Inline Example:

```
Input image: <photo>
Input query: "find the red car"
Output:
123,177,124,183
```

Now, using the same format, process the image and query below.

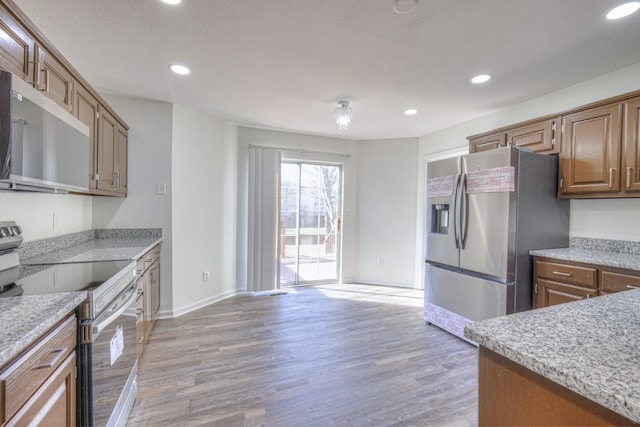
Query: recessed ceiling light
169,64,190,75
471,74,492,84
404,109,418,116
606,1,640,19
160,0,181,5
392,0,419,14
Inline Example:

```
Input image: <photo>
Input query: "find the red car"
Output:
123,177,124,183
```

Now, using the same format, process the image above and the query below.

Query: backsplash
571,237,640,256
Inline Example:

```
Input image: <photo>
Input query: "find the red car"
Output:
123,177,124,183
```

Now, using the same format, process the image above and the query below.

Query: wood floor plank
127,284,478,427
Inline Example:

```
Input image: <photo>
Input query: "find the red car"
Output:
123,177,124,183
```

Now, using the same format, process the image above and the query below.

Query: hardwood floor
127,284,478,427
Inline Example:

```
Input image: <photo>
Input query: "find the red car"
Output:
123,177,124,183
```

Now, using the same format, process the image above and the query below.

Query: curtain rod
248,144,351,158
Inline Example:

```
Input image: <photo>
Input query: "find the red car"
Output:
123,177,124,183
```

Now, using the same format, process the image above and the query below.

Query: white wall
0,192,92,241
419,62,640,243
356,138,418,287
92,95,174,313
171,104,238,315
236,127,358,288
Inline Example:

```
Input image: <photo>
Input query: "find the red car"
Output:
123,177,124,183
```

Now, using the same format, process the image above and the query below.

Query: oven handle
92,282,137,340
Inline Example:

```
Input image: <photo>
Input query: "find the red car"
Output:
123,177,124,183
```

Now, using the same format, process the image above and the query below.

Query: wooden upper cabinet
469,132,506,153
74,83,99,190
623,97,640,193
97,104,117,192
506,116,561,154
559,103,622,196
116,124,128,194
36,45,74,112
0,7,35,82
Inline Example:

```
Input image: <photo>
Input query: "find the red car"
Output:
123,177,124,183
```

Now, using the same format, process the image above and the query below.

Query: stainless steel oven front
78,280,138,427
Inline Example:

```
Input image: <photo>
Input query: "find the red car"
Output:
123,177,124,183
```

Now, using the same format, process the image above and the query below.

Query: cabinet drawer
142,245,161,272
0,314,76,423
535,260,597,288
601,270,640,293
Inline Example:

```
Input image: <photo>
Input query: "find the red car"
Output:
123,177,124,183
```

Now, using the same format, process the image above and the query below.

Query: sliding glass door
280,162,342,285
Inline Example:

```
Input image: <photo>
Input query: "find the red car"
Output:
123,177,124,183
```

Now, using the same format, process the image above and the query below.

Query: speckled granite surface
19,229,162,265
0,292,87,368
530,237,640,271
465,290,640,423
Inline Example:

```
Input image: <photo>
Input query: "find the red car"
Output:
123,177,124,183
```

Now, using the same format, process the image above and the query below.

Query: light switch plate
156,182,167,195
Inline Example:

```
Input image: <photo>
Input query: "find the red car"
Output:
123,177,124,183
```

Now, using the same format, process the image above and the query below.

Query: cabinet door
0,8,36,82
36,46,74,112
151,261,160,319
623,97,640,193
143,270,153,337
116,124,128,194
506,117,560,154
97,105,117,191
7,353,76,427
469,132,506,153
559,103,622,196
535,278,596,308
74,84,99,190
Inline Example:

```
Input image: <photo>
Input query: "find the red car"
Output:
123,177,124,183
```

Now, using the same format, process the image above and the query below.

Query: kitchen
1,0,640,425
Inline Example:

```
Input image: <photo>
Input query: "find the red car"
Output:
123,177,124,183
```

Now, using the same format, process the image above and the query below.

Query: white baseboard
343,277,417,289
157,289,238,319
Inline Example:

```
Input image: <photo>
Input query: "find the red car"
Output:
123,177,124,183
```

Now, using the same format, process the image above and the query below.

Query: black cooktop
0,260,135,298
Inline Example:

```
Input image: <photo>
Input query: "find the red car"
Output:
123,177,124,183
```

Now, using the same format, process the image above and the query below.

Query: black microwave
0,71,89,193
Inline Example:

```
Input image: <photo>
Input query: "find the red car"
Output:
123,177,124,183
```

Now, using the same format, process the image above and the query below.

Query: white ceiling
13,0,640,140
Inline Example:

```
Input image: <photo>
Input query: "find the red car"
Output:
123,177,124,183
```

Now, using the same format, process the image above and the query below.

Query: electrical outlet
378,257,384,266
203,271,210,282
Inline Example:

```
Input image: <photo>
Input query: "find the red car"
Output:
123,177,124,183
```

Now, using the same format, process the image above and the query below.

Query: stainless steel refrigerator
424,147,569,342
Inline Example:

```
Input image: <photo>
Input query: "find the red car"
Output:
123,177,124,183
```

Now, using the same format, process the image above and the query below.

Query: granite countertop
19,229,162,265
465,290,640,423
0,292,87,368
529,237,640,271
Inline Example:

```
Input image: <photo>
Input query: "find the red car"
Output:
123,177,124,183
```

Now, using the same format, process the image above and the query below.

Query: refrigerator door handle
460,173,469,249
452,173,461,249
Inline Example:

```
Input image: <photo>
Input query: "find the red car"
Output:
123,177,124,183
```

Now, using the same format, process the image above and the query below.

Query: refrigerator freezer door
425,156,460,268
460,149,514,281
425,264,510,321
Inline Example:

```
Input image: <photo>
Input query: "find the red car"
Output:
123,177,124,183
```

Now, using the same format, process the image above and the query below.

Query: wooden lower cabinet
535,278,597,307
135,244,161,356
534,256,640,308
478,346,632,425
0,314,77,426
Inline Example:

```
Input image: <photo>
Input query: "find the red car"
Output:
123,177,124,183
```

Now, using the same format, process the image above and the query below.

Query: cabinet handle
609,168,615,188
627,167,633,189
534,283,538,294
34,347,67,370
626,285,640,290
552,271,572,277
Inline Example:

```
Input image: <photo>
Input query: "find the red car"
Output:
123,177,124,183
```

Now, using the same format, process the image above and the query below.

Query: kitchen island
465,290,640,425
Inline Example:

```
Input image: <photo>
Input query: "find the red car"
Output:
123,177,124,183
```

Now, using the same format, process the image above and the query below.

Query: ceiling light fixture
160,0,182,5
392,0,419,14
169,64,190,75
471,74,492,84
606,1,640,19
335,101,353,131
404,109,418,116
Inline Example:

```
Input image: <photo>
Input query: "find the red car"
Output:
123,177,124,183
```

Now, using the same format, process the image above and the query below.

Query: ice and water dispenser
431,204,449,234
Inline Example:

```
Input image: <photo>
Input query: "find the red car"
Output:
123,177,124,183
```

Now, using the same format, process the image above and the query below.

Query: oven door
78,281,138,427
